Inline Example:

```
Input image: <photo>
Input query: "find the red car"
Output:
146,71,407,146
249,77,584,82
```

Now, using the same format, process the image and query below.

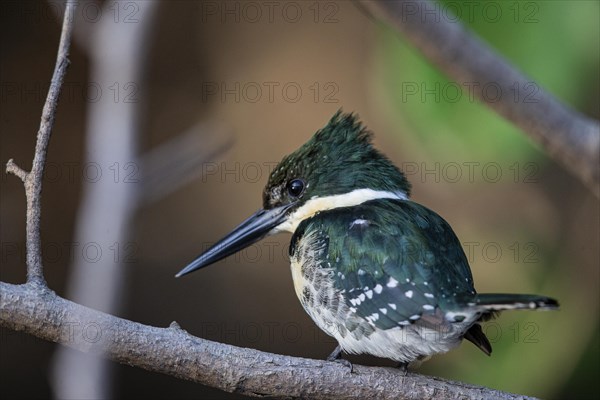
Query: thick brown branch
0,282,535,400
365,0,600,197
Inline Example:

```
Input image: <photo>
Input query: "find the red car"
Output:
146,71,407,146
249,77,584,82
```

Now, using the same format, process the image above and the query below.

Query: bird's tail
461,294,558,356
472,293,559,312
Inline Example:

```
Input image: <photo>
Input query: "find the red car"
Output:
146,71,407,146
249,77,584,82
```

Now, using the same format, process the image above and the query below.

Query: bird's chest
289,226,383,344
290,229,330,299
289,234,347,336
290,253,336,313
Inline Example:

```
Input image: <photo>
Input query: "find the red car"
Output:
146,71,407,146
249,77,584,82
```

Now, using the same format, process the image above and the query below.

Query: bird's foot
330,358,354,372
327,345,353,373
396,362,409,376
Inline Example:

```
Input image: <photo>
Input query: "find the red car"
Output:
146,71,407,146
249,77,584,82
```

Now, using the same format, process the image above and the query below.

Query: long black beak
176,203,294,278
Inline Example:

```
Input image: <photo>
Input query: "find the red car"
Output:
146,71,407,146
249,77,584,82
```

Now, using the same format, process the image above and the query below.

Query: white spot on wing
374,284,383,294
350,218,369,229
387,277,399,288
366,313,380,323
423,305,435,311
404,290,413,299
379,308,387,315
365,290,373,299
388,303,397,310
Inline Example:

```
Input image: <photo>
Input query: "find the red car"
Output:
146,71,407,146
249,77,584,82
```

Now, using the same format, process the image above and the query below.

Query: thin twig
363,0,600,197
5,0,77,285
0,282,536,400
6,159,28,183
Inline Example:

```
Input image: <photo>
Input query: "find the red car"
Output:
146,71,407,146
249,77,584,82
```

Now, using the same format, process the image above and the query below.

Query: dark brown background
1,1,598,399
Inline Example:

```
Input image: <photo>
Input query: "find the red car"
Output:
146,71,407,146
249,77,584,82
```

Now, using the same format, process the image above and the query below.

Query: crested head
263,111,411,232
176,111,412,277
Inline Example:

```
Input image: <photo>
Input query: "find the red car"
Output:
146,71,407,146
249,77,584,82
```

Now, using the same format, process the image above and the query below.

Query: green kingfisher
176,111,558,368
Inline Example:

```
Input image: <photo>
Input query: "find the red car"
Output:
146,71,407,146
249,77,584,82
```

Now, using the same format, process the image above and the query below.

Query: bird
176,111,558,370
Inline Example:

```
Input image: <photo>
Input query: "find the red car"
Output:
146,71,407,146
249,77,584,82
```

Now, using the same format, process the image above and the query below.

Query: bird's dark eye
287,179,305,198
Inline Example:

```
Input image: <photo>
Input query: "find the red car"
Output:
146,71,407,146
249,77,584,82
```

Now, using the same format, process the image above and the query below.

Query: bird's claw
328,357,354,373
326,345,353,373
396,362,409,376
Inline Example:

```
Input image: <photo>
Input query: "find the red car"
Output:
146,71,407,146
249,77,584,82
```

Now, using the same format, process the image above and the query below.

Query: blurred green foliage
378,0,599,167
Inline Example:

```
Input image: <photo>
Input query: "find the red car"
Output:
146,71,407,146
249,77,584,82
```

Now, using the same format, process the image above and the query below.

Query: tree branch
0,282,535,400
6,159,28,183
5,0,76,285
363,0,600,197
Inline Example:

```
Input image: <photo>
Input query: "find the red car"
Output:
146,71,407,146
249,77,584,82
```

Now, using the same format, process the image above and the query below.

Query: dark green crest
263,111,411,209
